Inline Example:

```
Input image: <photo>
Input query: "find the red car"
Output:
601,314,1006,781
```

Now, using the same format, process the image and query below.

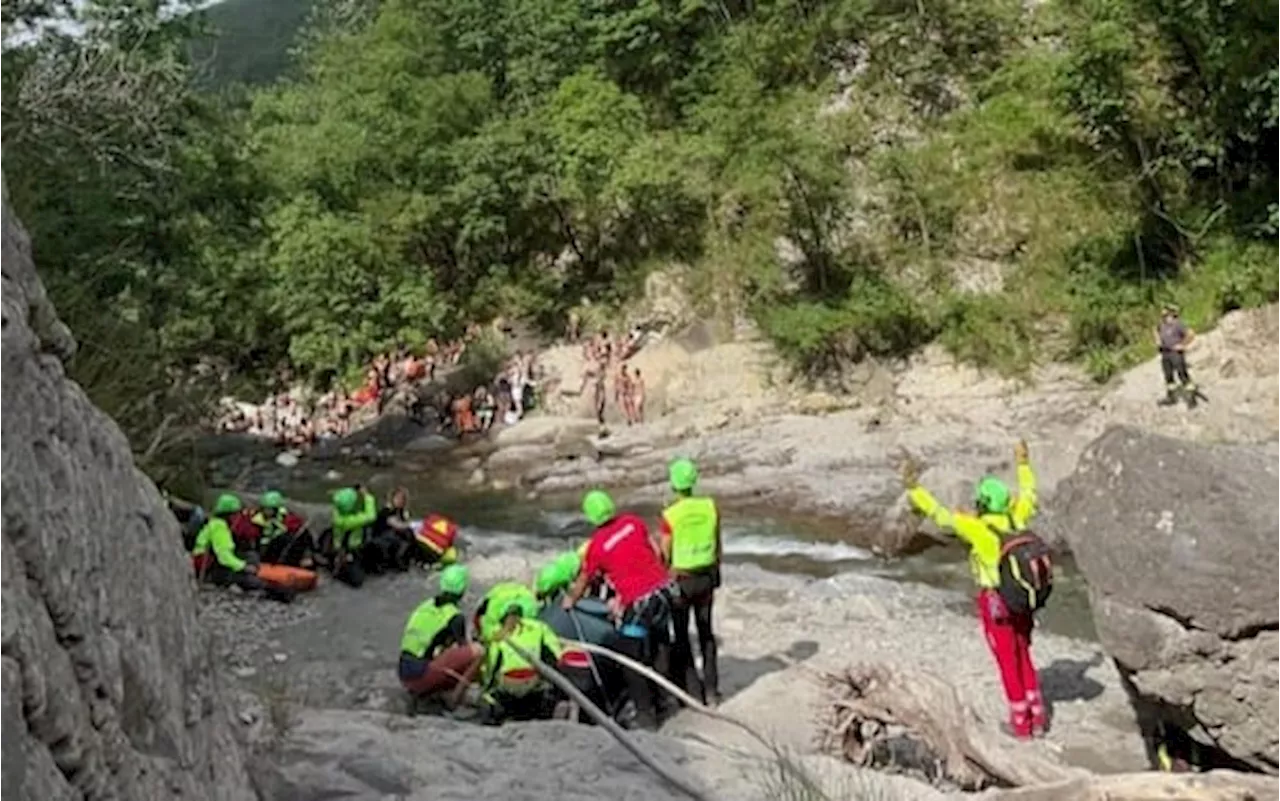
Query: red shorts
400,644,480,696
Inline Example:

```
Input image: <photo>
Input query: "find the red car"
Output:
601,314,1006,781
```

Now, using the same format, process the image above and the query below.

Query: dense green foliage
2,0,1276,459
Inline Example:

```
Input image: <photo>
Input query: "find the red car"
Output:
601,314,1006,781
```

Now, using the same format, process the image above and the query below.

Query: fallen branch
819,663,1077,790
985,769,1279,801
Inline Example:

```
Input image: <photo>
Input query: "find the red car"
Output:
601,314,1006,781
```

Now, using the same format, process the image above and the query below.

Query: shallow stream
268,460,1098,642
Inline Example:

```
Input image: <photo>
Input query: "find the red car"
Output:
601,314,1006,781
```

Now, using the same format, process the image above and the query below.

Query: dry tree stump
818,664,1077,790
817,663,1276,801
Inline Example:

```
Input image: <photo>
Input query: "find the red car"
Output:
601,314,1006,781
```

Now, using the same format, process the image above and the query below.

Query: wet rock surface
1,182,256,801
1052,425,1280,773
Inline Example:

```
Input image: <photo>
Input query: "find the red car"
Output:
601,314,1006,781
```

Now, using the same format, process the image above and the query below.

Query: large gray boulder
1,184,257,800
1051,425,1279,773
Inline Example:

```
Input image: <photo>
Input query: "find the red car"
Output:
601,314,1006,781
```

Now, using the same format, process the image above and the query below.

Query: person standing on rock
901,440,1046,740
659,458,723,707
562,490,675,729
592,367,607,425
399,565,484,711
1155,304,1198,407
632,368,646,423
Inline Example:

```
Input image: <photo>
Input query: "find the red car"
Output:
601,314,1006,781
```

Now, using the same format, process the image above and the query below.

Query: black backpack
997,531,1055,615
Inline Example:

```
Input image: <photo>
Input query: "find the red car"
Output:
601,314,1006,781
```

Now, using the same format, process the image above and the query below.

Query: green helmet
333,487,359,514
669,457,699,492
212,493,242,516
535,551,581,596
535,561,571,596
260,490,285,510
581,489,616,526
481,582,539,639
975,476,1011,514
438,564,469,596
554,550,581,578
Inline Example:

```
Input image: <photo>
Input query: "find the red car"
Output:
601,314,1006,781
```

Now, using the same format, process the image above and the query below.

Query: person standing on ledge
659,458,723,707
1156,303,1198,408
901,440,1048,740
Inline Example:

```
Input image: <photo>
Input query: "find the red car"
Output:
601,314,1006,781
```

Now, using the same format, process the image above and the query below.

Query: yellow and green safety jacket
478,582,539,643
251,508,290,544
907,462,1037,589
482,618,564,697
400,598,463,660
662,495,720,572
191,517,247,572
333,492,378,552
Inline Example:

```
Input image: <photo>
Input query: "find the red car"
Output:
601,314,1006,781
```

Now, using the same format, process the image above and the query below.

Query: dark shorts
674,569,718,606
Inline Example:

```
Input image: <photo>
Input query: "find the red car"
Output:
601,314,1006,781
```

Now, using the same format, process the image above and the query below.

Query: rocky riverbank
461,305,1277,555
212,554,1149,801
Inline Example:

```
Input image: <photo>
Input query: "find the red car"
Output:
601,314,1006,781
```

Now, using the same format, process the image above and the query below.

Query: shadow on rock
720,640,819,700
1039,653,1106,705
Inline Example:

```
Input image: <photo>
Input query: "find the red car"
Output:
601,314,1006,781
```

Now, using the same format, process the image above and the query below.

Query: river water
268,461,1098,641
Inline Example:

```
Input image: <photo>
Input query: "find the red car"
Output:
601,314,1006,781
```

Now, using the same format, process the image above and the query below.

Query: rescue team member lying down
562,490,675,730
398,565,484,710
659,458,723,707
191,494,294,603
902,439,1048,740
231,490,316,567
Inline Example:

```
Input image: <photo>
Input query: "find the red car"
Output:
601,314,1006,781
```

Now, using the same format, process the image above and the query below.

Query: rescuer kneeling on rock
477,602,566,725
398,564,484,711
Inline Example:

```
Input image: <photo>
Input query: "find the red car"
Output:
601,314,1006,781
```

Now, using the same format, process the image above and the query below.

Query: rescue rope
505,641,714,801
566,609,614,713
563,639,775,755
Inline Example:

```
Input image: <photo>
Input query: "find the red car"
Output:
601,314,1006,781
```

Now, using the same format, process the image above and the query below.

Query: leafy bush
937,293,1038,376
761,276,935,378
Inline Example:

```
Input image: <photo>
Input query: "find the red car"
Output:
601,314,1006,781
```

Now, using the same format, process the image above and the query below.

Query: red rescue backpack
997,532,1054,615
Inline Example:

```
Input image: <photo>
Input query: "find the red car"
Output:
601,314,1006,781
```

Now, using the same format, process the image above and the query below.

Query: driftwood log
984,770,1279,801
819,664,1081,790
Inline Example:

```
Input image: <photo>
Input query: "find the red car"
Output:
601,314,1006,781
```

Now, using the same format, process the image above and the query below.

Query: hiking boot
1157,394,1178,406
1000,721,1034,741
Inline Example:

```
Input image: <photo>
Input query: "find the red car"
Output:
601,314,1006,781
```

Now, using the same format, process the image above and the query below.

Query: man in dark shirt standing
1156,304,1197,407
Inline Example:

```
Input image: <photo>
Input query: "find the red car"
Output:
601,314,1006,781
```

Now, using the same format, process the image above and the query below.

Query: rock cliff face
1051,425,1279,773
1,183,258,801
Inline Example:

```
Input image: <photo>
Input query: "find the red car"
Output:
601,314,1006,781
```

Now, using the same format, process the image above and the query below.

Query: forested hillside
3,0,1276,461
